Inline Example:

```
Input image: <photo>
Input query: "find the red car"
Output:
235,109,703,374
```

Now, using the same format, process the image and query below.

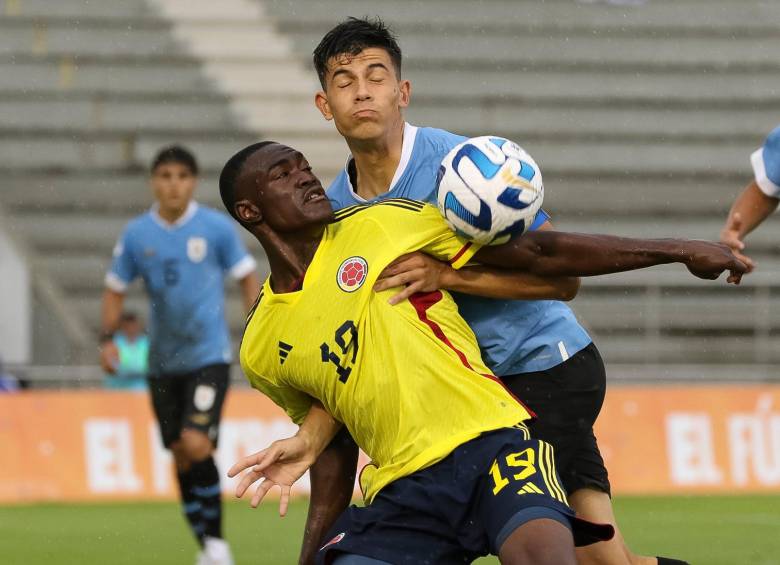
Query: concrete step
0,96,236,131
0,131,347,179
4,0,152,19
591,334,774,365
407,104,776,142
404,67,780,104
281,29,779,68
266,0,780,33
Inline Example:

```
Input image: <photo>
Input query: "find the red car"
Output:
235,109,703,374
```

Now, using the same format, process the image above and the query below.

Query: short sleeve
216,217,257,279
752,126,780,198
249,376,313,426
414,205,482,269
104,227,138,292
528,209,550,231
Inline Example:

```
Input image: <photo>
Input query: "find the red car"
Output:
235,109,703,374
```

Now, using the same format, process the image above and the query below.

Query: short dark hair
313,17,402,89
151,145,199,176
120,311,139,324
219,141,276,223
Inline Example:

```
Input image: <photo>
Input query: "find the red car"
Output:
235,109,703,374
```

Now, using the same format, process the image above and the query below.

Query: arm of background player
99,289,125,373
298,429,359,565
238,272,262,312
719,180,777,272
375,220,580,304
475,231,747,283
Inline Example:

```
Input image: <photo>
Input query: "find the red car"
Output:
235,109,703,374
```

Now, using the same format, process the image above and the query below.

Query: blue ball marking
518,160,536,182
496,186,533,210
452,143,502,181
443,191,493,231
495,217,527,240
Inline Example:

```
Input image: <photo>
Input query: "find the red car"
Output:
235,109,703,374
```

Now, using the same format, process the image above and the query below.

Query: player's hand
683,240,748,285
719,213,756,273
99,340,119,374
374,252,451,305
227,434,316,516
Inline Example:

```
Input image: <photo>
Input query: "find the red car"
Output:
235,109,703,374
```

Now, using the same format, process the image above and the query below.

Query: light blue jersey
327,123,592,375
751,125,780,199
106,202,256,375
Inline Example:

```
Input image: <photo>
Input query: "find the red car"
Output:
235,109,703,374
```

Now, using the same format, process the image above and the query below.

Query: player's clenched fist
681,240,747,284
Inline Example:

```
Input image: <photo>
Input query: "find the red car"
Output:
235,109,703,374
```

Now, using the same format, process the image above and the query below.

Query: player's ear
235,200,263,225
315,91,333,121
398,79,411,109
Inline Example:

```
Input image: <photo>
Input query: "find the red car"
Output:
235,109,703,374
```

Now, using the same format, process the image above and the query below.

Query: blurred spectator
104,311,149,391
0,356,20,392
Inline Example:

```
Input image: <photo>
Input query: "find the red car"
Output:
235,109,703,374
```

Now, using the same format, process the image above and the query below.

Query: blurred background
1,1,779,564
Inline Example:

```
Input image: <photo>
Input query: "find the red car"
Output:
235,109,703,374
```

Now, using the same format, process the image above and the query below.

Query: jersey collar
344,122,419,203
150,201,199,230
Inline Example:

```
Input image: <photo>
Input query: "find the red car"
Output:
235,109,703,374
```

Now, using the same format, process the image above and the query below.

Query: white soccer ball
436,136,544,245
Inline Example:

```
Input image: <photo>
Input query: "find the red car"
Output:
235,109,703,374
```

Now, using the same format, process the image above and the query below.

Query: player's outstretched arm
298,429,358,565
374,252,579,304
228,401,341,516
475,231,747,284
720,180,777,273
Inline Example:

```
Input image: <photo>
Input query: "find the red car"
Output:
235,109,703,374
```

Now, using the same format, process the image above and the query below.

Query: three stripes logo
278,341,293,365
517,482,545,495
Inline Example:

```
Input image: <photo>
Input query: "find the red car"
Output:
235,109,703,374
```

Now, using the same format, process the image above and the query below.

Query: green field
1,495,778,564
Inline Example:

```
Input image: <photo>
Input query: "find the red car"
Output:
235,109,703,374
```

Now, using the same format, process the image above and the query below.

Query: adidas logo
278,341,293,365
517,482,544,495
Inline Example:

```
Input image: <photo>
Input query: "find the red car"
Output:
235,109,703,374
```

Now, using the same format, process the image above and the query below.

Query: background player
720,125,780,271
219,141,743,565
307,17,688,565
100,145,260,565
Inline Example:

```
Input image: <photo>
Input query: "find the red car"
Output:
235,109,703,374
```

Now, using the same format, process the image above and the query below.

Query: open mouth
304,187,326,203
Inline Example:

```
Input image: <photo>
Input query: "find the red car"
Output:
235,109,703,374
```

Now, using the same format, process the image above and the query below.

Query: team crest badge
336,257,368,292
187,237,207,263
193,384,216,411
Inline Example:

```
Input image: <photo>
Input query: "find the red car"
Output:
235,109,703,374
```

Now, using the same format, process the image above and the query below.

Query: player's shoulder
414,125,468,155
763,125,780,153
332,198,431,224
192,203,237,232
121,210,156,238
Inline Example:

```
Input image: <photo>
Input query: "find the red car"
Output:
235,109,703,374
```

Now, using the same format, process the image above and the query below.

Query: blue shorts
316,427,613,564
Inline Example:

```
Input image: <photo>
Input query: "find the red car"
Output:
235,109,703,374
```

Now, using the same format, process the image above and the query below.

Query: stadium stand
1,0,779,381
0,0,345,378
261,0,780,371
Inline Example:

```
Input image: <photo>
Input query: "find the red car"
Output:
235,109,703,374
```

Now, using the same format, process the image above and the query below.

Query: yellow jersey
240,200,533,502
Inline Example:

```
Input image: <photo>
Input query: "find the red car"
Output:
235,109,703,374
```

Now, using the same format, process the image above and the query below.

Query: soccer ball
436,136,544,245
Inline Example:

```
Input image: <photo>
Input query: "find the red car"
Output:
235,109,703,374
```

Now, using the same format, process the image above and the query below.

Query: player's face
150,162,196,215
240,144,333,232
315,47,410,142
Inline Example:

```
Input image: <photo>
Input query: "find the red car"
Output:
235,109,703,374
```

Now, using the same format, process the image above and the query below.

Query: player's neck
258,227,324,293
156,203,189,225
348,121,404,200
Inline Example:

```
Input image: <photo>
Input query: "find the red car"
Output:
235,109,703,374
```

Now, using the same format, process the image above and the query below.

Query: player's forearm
100,289,125,337
239,273,262,312
296,401,342,459
441,266,580,301
476,231,697,277
724,181,779,238
298,429,358,565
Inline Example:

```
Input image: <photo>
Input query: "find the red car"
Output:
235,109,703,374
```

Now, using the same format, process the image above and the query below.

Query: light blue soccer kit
752,125,780,199
106,201,256,375
326,123,593,376
106,200,255,547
